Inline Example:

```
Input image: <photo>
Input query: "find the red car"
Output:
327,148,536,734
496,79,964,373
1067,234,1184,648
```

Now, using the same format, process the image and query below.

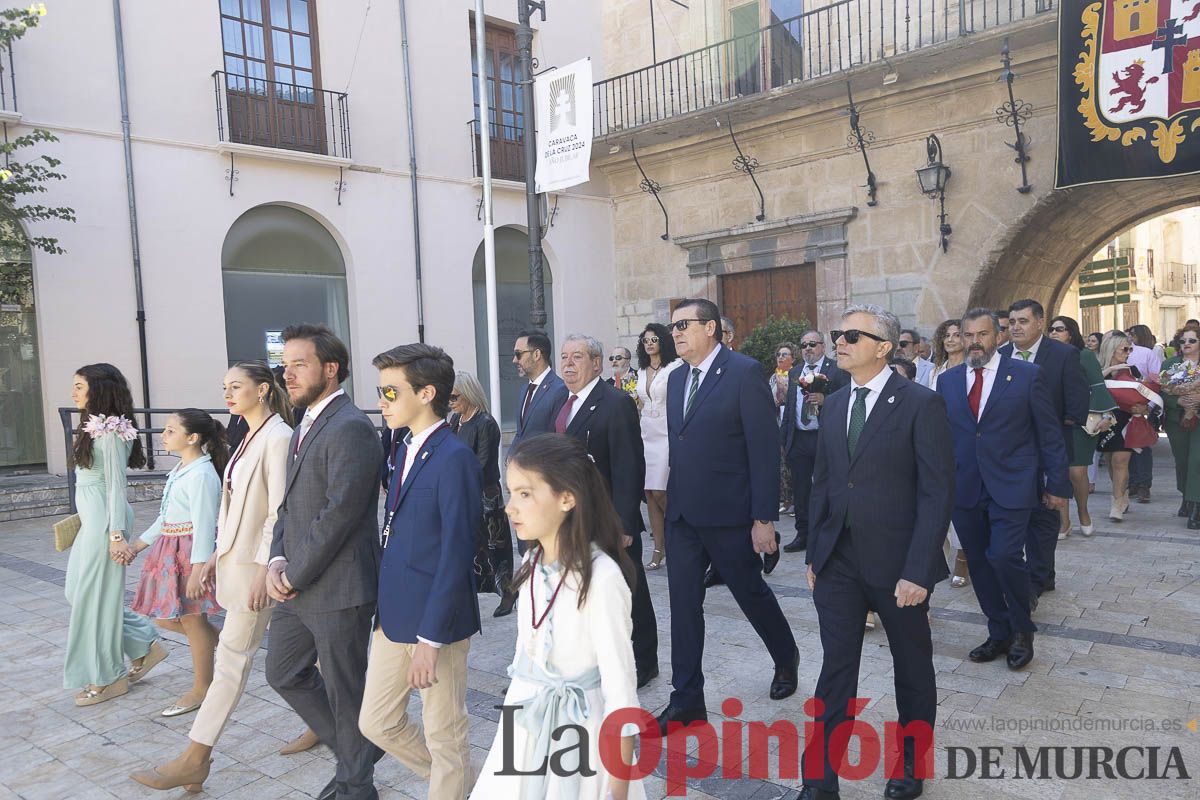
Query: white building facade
3,0,616,474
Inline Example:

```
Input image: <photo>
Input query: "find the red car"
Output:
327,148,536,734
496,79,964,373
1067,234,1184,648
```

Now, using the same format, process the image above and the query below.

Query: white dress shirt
845,364,894,432
563,376,602,428
1012,335,1043,363
795,356,831,432
397,419,449,649
679,343,724,417
966,349,1003,417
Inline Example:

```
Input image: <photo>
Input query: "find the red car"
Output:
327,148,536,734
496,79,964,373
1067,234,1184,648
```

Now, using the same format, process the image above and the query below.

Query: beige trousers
358,630,471,799
189,607,272,746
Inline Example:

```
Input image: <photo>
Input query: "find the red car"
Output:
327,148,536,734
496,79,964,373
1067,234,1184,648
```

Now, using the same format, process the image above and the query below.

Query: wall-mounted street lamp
916,134,952,252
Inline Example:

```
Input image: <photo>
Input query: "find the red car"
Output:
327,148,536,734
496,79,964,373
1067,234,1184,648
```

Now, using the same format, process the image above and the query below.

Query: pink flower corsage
83,414,138,442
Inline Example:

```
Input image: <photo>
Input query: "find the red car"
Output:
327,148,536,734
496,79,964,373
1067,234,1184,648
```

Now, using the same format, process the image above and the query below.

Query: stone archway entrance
968,174,1200,313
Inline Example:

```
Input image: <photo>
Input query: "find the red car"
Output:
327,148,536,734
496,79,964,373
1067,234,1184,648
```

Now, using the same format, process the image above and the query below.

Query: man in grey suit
266,324,383,800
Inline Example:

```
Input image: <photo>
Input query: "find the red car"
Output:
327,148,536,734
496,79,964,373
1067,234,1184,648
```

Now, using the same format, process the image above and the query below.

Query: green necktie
1019,350,1031,361
847,386,870,456
684,367,701,416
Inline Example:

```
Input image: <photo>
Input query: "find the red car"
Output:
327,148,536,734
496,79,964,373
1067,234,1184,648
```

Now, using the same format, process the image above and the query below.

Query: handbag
1124,415,1158,450
53,513,82,552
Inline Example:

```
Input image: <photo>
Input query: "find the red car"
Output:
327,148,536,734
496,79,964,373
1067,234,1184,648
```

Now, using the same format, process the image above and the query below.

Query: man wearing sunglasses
1000,299,1088,601
898,329,934,386
509,329,568,456
605,346,636,388
995,311,1012,346
781,330,849,554
653,298,799,736
801,306,953,800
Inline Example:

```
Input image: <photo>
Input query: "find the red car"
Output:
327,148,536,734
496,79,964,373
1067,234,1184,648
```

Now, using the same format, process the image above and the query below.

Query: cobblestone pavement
2,440,1199,799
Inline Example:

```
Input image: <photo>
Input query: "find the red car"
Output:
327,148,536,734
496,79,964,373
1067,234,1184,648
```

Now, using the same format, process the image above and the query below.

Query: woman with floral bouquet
1159,324,1200,528
771,343,796,514
1098,332,1163,522
63,364,164,706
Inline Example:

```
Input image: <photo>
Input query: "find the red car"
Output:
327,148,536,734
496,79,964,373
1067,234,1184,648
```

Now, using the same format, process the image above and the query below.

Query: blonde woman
131,361,293,792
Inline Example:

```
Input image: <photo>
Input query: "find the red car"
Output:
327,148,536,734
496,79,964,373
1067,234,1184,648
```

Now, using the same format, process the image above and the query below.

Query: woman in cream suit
130,362,293,793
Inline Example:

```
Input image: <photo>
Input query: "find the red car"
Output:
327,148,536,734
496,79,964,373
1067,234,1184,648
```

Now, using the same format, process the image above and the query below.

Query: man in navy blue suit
359,344,482,800
801,305,954,800
654,298,799,736
938,309,1070,672
1001,299,1088,599
509,329,567,556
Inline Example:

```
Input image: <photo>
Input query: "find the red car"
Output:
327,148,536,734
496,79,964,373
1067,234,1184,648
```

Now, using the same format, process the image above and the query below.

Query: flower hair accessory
83,414,139,442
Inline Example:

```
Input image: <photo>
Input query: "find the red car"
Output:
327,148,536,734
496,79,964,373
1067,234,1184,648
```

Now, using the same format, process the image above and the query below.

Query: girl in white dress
472,434,645,800
634,323,682,570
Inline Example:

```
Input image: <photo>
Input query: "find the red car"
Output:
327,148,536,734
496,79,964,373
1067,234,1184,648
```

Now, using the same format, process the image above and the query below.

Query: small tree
740,314,811,377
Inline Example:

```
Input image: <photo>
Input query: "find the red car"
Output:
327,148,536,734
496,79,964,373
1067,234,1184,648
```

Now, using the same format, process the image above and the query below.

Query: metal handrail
592,0,1056,136
58,406,385,513
212,70,351,159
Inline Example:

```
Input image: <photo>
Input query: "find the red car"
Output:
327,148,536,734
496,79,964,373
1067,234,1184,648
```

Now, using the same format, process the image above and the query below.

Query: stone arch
968,174,1200,313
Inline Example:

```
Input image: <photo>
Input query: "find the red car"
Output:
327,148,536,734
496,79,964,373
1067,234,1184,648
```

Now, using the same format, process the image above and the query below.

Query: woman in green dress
1159,325,1200,528
64,364,165,705
1048,317,1116,538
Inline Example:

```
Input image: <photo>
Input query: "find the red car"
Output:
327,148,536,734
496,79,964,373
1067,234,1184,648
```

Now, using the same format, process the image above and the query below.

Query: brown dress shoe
279,728,320,755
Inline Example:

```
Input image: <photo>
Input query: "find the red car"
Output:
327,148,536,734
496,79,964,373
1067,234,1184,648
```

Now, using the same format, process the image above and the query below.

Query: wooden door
720,264,816,339
472,22,525,181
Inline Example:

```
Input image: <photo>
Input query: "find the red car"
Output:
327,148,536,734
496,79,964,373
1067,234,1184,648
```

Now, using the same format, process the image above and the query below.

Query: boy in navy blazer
359,344,481,800
937,309,1069,673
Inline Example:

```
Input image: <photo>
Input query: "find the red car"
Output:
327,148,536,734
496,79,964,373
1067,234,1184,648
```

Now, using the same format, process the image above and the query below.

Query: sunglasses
1181,338,1200,345
776,352,792,359
670,318,710,331
377,385,401,402
512,348,532,358
449,393,461,401
1118,346,1133,352
1049,325,1068,333
641,336,660,344
832,329,887,345
608,356,627,363
897,340,914,347
799,342,821,349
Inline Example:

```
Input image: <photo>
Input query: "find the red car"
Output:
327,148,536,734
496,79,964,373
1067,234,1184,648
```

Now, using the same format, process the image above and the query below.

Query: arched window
221,205,353,392
472,227,554,430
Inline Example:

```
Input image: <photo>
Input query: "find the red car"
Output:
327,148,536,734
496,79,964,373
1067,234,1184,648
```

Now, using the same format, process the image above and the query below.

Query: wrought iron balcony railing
593,0,1056,136
468,118,526,183
213,70,350,159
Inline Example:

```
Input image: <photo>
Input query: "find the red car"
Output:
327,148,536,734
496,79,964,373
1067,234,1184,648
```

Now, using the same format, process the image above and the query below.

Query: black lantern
916,134,952,252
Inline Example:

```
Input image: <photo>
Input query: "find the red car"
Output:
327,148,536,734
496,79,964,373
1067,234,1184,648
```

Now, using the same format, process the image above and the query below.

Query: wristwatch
755,519,772,525
109,532,125,543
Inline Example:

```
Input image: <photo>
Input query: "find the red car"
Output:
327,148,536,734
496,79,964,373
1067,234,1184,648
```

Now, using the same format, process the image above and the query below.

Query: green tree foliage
740,314,811,377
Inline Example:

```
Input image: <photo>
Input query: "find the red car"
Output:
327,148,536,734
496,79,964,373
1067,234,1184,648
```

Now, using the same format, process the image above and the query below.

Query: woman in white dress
922,319,971,588
472,434,645,800
635,323,682,570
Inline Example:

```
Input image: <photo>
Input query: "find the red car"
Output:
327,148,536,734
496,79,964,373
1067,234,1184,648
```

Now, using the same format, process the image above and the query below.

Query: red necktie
520,382,537,425
554,394,578,434
968,367,984,420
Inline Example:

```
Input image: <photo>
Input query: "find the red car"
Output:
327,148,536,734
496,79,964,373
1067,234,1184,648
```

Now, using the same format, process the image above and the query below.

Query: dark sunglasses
449,393,461,401
799,342,821,349
832,329,887,345
376,385,400,402
512,348,532,358
897,340,914,347
1181,338,1200,345
608,356,627,362
641,336,660,344
670,318,710,332
1049,325,1068,333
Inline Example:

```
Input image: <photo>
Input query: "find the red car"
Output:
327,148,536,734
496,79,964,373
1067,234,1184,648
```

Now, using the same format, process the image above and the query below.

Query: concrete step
0,472,170,522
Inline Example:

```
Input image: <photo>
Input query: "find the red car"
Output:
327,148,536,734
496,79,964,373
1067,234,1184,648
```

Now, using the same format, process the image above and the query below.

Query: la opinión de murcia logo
489,697,1193,794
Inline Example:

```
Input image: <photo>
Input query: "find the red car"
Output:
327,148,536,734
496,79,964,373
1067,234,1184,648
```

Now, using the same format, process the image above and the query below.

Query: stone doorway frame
673,207,857,333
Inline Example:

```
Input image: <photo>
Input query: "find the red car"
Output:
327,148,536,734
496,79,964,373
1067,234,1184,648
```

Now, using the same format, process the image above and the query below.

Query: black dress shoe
1030,593,1039,613
797,786,840,800
885,775,923,799
703,568,725,588
1007,631,1034,670
493,592,516,618
763,548,780,575
652,705,708,737
783,535,808,553
317,777,339,800
1188,504,1200,530
967,637,1010,663
1042,581,1056,592
769,646,800,700
636,665,658,689
1179,499,1190,517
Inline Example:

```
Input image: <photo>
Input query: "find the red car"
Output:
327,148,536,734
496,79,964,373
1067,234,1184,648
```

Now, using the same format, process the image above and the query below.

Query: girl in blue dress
129,409,228,717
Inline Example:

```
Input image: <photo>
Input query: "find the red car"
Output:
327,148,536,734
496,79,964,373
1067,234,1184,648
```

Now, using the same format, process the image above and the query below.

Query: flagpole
474,2,502,419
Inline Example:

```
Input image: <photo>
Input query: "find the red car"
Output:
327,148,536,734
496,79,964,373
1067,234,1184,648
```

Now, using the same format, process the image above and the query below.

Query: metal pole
398,0,426,343
517,0,547,328
650,0,657,64
112,0,154,469
475,2,502,419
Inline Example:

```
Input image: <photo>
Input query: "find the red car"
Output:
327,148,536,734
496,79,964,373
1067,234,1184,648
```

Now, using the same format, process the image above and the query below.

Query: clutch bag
53,514,82,552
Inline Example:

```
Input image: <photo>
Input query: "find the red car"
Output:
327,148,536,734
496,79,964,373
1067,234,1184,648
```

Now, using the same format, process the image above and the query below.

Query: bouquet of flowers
797,372,829,421
621,373,641,410
1160,361,1200,430
83,414,138,442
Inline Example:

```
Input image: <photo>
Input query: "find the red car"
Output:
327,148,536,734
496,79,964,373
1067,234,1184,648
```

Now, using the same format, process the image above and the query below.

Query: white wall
15,0,614,473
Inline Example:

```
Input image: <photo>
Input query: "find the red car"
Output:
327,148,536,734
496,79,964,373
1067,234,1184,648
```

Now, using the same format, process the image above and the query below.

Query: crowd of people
55,299,1197,800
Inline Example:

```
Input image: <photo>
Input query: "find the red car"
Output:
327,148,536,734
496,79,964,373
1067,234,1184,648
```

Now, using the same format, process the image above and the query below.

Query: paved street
2,440,1199,799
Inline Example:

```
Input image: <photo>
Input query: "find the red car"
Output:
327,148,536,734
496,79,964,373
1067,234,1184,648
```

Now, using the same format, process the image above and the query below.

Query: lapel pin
716,368,722,375
421,451,429,461
887,395,895,404
1006,375,1012,382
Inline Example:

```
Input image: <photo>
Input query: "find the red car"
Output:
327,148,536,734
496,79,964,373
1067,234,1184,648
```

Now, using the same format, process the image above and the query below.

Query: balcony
212,71,350,159
592,0,1056,137
468,118,526,183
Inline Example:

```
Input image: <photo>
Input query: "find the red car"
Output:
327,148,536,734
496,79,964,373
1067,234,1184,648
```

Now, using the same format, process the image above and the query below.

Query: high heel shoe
128,640,167,684
864,612,877,630
129,758,212,793
1057,523,1071,541
1079,521,1095,537
1109,495,1129,522
75,677,128,706
646,548,665,570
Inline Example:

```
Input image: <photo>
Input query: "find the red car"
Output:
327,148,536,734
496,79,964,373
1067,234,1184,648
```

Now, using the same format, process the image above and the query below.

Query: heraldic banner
1056,0,1200,188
